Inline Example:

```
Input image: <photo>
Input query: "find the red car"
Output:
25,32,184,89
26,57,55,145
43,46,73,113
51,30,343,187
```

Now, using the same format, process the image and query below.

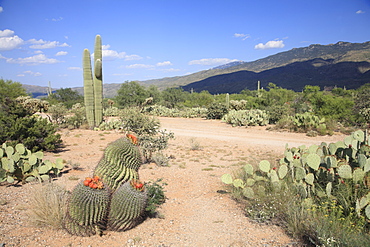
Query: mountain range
23,41,370,98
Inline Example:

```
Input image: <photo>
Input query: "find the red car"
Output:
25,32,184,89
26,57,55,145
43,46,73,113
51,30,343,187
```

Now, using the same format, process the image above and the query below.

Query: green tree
0,79,27,101
115,81,149,108
146,85,162,104
184,90,214,108
161,87,187,108
46,88,83,108
354,83,370,125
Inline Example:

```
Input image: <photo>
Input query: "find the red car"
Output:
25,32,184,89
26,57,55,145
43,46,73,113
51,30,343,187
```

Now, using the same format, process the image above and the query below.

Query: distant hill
181,59,370,94
23,41,370,97
141,41,370,89
22,84,56,98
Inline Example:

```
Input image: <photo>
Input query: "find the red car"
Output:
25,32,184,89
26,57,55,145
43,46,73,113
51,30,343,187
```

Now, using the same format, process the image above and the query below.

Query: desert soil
0,117,346,247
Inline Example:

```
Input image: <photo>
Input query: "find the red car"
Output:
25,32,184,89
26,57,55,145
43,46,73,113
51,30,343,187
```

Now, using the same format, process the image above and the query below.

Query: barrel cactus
93,136,142,191
63,177,110,237
107,179,148,232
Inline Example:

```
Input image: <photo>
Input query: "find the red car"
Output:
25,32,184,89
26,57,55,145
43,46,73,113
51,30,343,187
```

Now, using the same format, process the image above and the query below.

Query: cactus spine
83,35,103,129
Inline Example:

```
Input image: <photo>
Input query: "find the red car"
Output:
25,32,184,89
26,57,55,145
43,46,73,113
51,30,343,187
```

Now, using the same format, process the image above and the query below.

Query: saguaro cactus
83,35,103,128
94,35,103,126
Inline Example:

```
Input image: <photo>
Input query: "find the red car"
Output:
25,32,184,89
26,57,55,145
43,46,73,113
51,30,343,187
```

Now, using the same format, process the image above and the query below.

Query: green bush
139,130,174,163
266,103,293,124
119,107,160,135
144,178,167,217
206,103,228,119
0,98,62,152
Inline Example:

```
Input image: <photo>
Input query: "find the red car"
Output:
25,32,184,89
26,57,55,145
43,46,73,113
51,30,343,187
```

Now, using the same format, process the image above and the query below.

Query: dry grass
28,182,70,229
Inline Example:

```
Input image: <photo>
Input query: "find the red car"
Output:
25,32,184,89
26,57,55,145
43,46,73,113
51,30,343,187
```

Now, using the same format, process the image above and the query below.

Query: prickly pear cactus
63,178,110,237
94,137,142,191
107,179,148,232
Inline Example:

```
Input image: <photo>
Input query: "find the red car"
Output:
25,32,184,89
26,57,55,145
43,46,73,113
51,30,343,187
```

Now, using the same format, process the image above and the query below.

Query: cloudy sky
0,0,369,88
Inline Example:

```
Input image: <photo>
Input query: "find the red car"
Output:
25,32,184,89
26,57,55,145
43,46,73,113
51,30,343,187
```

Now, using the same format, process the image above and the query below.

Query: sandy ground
0,117,346,247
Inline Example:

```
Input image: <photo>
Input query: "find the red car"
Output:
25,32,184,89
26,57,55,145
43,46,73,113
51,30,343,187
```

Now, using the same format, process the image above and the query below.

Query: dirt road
0,117,346,247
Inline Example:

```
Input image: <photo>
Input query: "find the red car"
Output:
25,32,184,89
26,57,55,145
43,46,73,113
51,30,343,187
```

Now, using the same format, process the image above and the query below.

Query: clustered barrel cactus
0,143,64,183
83,35,103,129
63,135,148,236
222,129,370,220
93,137,142,191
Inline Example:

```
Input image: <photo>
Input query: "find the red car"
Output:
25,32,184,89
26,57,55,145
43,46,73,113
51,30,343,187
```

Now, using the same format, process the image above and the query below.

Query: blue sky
0,0,369,89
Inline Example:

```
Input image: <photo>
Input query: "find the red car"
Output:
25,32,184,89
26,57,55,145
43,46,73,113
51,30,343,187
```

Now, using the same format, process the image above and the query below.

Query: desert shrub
229,100,248,110
266,103,293,124
206,103,228,119
139,130,174,163
119,107,160,135
145,178,167,217
222,130,370,246
275,112,334,135
0,98,62,152
47,103,68,125
143,105,181,117
65,103,87,129
151,152,170,166
29,183,69,229
222,109,269,127
16,96,49,113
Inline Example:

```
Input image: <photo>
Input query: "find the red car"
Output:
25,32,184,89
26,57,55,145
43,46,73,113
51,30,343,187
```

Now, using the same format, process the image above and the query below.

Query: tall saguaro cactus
93,35,103,126
83,35,103,129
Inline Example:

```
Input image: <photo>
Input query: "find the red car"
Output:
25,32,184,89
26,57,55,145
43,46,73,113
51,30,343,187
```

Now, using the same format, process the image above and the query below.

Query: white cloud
56,51,68,56
156,61,173,67
126,64,154,69
356,10,365,14
0,7,3,13
18,70,42,77
0,29,24,51
254,40,285,50
28,39,69,49
188,58,239,66
6,54,60,65
0,29,14,37
68,67,82,70
159,68,181,72
101,45,142,61
52,17,63,22
125,54,142,61
234,33,250,40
